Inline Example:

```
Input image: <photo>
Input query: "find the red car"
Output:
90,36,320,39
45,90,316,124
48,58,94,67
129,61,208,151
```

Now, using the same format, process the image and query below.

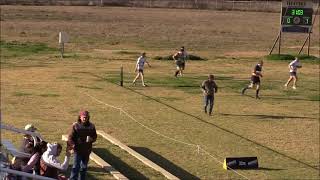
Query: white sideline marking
83,92,249,179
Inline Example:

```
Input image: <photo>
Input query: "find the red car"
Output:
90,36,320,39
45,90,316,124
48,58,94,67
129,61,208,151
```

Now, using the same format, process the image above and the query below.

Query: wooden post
278,31,282,55
269,32,280,55
307,33,311,56
60,43,64,58
298,35,310,55
120,65,123,87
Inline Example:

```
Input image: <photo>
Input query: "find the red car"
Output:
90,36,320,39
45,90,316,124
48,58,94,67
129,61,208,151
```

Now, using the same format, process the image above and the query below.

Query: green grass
13,92,33,96
1,6,319,180
308,94,320,101
265,54,320,62
94,140,165,179
75,85,103,90
57,76,80,80
39,93,60,97
0,40,57,58
114,50,141,55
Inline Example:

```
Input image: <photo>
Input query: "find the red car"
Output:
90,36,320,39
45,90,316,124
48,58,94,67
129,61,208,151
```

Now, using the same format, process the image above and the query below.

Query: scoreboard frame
281,0,313,33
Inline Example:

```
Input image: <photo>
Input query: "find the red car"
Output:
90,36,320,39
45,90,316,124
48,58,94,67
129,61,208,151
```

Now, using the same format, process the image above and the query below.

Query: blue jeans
69,153,89,180
204,95,214,114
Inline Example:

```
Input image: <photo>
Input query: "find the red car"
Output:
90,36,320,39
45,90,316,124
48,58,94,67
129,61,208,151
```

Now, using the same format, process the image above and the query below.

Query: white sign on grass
59,32,69,43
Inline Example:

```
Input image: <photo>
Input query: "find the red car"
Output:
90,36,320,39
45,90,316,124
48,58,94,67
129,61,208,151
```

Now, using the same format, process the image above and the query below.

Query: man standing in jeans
201,74,218,116
68,110,97,180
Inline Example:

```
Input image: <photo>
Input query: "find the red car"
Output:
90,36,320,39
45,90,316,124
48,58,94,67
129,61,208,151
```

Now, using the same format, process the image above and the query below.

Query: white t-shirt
289,59,301,72
136,56,146,70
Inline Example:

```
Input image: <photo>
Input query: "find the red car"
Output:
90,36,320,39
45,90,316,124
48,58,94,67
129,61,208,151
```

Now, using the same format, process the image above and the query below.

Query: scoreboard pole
270,0,315,56
269,32,280,55
298,5,319,56
278,31,281,55
307,34,310,56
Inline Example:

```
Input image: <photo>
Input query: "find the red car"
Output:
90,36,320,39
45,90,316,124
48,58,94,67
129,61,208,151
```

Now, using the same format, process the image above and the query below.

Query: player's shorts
138,69,144,74
250,76,260,84
176,61,183,69
181,62,185,70
290,72,297,77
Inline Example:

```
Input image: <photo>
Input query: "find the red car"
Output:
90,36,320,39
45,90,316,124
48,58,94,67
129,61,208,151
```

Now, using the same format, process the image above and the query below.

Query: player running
241,60,264,99
133,52,151,87
173,46,188,77
284,57,302,90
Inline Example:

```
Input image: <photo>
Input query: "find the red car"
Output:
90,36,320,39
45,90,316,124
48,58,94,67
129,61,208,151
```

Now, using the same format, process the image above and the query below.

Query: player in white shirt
133,52,151,87
284,57,302,89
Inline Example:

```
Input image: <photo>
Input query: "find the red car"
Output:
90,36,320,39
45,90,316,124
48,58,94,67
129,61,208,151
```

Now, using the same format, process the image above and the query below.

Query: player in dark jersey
173,46,188,77
241,61,263,99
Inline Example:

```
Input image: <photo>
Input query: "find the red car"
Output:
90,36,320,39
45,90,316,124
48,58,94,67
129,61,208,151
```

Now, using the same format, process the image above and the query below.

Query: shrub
153,54,206,61
265,54,319,61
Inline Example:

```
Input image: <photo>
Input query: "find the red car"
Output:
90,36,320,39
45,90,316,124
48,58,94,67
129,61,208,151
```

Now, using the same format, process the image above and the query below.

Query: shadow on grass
64,165,106,180
87,166,110,180
130,146,200,180
239,93,319,102
262,95,320,102
93,148,148,179
82,72,319,172
219,113,317,120
257,167,285,171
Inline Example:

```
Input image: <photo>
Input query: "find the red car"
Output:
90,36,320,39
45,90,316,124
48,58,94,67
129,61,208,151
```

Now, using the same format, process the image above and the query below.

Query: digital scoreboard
281,0,313,33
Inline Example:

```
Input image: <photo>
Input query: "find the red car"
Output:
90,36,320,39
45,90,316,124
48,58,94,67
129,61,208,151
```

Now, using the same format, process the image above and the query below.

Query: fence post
120,65,123,86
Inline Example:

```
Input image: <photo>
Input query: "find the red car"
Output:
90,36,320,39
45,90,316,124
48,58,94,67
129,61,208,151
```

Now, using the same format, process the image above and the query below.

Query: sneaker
256,96,261,99
284,84,288,89
204,109,207,114
292,86,297,90
142,84,148,87
132,82,136,86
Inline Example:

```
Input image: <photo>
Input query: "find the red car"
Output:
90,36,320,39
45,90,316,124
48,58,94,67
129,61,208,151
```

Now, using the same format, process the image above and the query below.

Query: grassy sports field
1,5,319,179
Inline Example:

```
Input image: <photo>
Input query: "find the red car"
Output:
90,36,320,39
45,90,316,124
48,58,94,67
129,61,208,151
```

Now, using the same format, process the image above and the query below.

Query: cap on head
209,74,214,79
79,110,89,117
24,124,37,132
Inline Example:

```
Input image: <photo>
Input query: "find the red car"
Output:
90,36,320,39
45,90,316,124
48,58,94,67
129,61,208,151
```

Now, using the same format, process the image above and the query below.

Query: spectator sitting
40,142,70,180
21,141,47,175
20,124,40,154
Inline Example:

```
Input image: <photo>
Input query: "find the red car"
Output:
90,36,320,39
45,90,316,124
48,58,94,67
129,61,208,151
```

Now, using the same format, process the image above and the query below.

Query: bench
97,130,180,180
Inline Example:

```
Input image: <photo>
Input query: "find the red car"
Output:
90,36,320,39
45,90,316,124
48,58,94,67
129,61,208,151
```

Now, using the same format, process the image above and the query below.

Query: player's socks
174,71,179,77
241,87,247,95
256,89,260,99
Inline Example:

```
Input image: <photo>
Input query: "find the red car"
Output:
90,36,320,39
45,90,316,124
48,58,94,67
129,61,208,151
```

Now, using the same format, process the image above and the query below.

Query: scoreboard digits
282,8,313,26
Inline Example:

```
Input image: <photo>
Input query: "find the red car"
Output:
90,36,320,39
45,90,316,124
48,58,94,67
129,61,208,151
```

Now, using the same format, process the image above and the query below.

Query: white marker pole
59,32,69,59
